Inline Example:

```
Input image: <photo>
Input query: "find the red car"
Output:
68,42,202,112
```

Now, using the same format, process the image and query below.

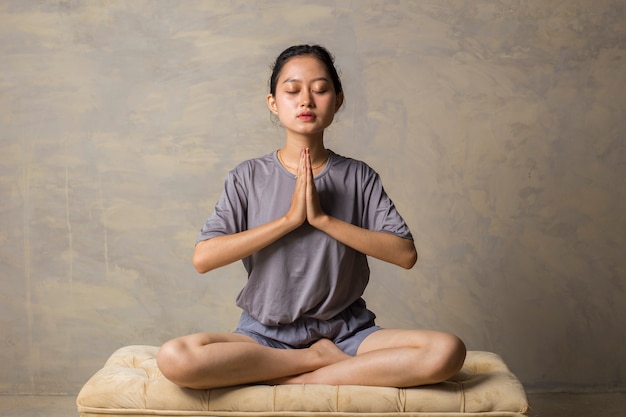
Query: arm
193,215,296,273
194,150,309,274
304,151,417,269
310,215,417,269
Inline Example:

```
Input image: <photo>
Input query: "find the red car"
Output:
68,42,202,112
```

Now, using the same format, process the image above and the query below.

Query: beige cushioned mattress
76,345,529,417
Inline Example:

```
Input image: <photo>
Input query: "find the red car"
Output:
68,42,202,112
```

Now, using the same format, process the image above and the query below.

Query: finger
306,148,313,177
296,151,310,200
300,148,309,178
305,150,318,197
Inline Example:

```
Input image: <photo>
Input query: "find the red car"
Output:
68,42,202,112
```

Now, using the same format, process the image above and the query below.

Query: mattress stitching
458,380,466,413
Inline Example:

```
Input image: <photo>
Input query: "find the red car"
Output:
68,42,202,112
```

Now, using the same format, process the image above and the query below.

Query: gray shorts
234,298,380,356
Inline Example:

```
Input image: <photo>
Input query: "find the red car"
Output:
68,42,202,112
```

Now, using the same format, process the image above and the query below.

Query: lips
297,112,316,121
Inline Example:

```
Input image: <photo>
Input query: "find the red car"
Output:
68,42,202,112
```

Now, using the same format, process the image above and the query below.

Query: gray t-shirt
197,150,413,326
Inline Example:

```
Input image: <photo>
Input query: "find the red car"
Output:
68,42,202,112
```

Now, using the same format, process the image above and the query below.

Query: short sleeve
361,169,413,240
197,170,248,243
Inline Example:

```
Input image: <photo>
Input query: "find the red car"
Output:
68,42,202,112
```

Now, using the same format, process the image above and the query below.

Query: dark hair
269,44,343,97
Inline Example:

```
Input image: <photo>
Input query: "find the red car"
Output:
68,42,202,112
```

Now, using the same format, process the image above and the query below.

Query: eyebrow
282,77,330,84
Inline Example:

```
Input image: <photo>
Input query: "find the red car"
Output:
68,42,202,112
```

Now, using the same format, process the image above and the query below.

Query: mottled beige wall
1,1,624,395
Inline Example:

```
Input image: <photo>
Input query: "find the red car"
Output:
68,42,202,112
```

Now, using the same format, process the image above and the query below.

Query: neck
278,143,329,171
281,132,327,163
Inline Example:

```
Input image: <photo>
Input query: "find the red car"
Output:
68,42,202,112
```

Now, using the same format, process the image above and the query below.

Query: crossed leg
156,332,351,389
157,329,466,389
273,329,466,387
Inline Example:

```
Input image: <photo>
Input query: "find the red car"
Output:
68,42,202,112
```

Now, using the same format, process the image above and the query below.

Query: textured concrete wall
1,1,624,394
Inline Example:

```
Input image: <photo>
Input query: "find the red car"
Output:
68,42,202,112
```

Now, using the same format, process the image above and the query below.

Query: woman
157,45,466,389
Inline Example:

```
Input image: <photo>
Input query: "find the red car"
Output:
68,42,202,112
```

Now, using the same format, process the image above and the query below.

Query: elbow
193,262,209,274
192,243,212,274
193,253,218,274
192,254,209,274
399,245,418,269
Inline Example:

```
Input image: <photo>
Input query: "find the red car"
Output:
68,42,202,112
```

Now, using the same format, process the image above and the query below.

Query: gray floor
1,392,626,417
526,392,626,417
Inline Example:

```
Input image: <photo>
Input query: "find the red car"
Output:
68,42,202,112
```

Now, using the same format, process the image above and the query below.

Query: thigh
157,332,260,378
171,331,259,348
356,328,447,355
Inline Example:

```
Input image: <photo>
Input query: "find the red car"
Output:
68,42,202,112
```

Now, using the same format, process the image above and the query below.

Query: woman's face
267,55,343,138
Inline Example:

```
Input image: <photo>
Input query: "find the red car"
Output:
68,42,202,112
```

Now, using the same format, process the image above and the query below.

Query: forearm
192,216,296,273
313,215,418,269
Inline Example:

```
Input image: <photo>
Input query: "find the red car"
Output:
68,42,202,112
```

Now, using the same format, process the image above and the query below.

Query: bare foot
309,338,351,367
263,339,351,385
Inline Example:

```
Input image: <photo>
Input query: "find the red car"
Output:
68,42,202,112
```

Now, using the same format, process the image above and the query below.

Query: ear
335,92,344,112
267,94,278,114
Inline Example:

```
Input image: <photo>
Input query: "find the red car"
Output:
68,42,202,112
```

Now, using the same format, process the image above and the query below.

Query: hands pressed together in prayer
285,148,327,230
193,147,417,274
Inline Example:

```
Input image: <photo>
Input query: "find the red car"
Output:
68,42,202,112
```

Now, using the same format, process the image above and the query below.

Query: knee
431,333,466,382
157,339,191,385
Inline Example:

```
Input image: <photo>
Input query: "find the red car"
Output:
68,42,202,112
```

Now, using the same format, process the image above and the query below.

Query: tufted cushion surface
76,345,528,417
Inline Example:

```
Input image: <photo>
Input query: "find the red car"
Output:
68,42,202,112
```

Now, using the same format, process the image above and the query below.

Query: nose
300,90,313,107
